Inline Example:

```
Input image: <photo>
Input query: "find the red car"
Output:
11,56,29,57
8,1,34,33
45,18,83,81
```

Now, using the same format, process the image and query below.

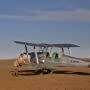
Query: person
46,52,50,58
55,53,58,59
14,53,26,70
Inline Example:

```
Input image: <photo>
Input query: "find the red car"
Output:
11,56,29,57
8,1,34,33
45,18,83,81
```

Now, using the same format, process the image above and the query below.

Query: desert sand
0,60,90,90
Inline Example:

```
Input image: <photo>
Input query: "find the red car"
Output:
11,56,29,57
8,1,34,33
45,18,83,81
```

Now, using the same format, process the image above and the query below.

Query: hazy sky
0,0,90,59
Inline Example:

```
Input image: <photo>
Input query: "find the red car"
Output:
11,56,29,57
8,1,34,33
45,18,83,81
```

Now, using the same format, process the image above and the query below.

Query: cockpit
24,51,61,62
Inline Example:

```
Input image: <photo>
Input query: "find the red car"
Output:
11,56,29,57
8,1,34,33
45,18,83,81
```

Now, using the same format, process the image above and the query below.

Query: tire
88,64,90,68
41,69,51,74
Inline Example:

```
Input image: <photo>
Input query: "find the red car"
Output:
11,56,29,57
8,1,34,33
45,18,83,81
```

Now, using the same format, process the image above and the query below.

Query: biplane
13,41,90,75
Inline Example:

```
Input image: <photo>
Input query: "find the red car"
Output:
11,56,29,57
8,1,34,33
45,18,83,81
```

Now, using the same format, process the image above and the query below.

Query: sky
0,0,90,59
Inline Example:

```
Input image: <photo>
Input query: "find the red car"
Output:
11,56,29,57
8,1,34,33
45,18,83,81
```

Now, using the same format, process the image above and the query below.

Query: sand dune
0,60,90,90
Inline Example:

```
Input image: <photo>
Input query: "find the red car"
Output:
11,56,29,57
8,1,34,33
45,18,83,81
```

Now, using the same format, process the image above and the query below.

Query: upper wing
14,41,80,48
50,44,80,48
14,41,50,47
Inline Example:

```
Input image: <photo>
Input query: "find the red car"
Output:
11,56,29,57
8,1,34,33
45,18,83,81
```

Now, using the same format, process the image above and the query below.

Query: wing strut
68,48,71,56
25,44,30,63
61,48,64,55
33,46,39,64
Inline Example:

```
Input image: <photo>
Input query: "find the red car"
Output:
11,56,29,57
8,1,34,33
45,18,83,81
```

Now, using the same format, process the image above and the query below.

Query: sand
0,60,90,90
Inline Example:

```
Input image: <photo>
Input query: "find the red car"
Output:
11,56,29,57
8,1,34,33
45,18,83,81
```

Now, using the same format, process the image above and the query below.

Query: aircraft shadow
10,70,90,76
52,70,90,76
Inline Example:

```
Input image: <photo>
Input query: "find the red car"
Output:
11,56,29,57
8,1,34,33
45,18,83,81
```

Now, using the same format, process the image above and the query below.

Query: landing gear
41,69,51,74
88,64,90,68
11,70,18,76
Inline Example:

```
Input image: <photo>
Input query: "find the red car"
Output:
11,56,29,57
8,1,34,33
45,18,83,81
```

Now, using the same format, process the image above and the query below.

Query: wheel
11,71,18,76
34,70,42,74
41,69,51,74
88,64,90,68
